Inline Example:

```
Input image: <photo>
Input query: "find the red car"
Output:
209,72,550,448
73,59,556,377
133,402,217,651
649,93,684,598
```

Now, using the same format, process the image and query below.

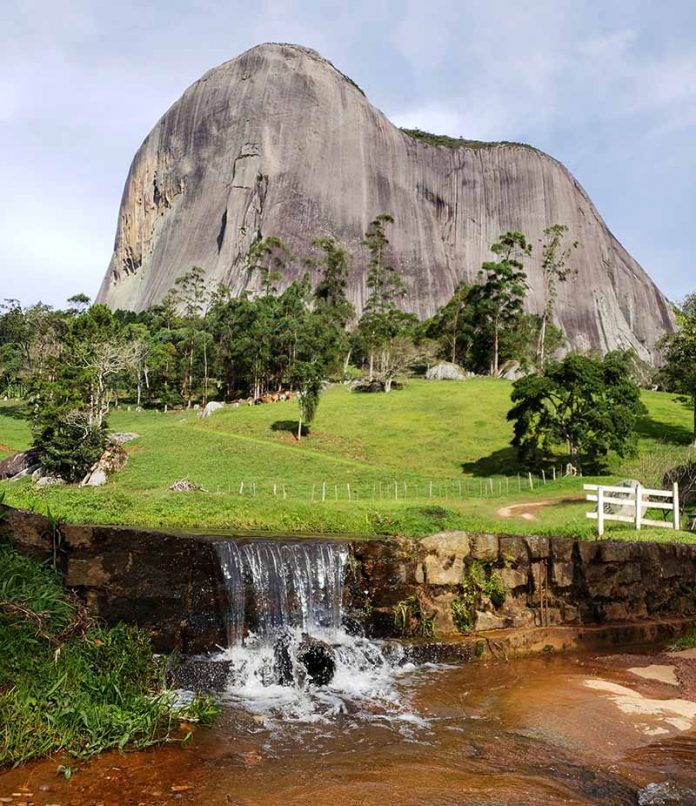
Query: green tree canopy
508,351,646,473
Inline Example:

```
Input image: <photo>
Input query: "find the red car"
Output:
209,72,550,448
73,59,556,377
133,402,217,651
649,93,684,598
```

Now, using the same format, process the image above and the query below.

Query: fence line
584,483,680,536
198,468,575,503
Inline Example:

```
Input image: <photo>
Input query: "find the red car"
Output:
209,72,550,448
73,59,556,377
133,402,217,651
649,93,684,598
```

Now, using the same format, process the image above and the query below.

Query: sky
1,0,694,308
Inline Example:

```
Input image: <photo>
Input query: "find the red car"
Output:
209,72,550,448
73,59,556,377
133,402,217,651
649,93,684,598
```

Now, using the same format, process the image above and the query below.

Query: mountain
97,42,673,361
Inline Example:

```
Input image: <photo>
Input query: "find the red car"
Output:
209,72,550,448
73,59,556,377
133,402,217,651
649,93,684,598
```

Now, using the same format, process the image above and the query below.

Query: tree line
2,212,693,480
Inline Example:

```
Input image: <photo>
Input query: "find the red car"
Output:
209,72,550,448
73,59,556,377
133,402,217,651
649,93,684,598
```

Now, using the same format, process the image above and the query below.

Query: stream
3,538,696,804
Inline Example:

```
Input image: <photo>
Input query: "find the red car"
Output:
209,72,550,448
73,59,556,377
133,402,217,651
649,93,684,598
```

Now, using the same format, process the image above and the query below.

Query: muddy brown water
3,652,696,806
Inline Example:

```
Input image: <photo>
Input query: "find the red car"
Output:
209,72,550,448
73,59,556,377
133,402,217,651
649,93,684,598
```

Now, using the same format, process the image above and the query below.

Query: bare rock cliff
97,43,673,360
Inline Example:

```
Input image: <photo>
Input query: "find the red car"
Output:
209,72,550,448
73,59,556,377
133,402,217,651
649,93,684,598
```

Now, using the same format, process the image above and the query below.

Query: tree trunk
384,376,393,393
692,396,696,447
368,350,374,382
492,325,499,376
537,313,547,366
203,340,209,406
297,413,303,440
343,348,352,377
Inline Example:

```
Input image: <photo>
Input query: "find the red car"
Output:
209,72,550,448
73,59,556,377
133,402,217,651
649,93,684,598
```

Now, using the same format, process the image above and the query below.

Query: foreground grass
0,543,217,767
1,380,694,540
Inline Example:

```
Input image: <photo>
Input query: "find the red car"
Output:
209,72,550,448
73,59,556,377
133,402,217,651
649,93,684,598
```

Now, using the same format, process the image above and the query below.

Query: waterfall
209,539,413,721
215,540,348,646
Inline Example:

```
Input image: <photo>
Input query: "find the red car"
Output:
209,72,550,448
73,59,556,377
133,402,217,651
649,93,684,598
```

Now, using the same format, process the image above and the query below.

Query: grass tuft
0,543,218,768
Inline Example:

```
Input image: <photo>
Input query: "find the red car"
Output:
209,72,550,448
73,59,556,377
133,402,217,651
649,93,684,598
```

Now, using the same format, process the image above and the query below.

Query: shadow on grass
271,420,309,438
0,402,29,421
460,447,526,476
636,411,693,445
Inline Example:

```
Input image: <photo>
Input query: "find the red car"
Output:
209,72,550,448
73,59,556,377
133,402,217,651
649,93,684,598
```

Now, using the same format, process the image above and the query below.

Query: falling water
215,540,347,646
210,539,419,724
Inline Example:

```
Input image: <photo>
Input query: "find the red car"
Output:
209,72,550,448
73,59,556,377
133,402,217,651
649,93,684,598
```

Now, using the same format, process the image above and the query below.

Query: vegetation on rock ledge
0,542,217,767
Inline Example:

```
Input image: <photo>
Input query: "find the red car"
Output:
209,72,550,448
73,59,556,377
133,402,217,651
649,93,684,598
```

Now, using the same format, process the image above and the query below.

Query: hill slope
2,381,694,539
97,43,672,362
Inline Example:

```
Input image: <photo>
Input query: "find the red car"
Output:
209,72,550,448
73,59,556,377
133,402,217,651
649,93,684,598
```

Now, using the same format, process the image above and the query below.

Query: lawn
1,380,694,540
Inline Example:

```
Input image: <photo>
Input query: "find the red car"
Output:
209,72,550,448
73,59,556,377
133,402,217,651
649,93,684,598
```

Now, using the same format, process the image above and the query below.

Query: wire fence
202,467,577,502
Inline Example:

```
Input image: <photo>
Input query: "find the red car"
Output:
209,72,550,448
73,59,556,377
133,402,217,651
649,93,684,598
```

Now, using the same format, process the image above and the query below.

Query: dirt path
497,496,585,521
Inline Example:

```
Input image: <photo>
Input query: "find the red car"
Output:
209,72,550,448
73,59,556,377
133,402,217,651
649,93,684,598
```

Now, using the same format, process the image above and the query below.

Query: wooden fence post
528,472,534,491
673,482,680,531
597,486,604,537
347,483,352,502
634,483,642,531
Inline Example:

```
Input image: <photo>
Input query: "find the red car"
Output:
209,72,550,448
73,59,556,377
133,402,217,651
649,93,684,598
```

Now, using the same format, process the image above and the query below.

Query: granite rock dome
97,43,673,360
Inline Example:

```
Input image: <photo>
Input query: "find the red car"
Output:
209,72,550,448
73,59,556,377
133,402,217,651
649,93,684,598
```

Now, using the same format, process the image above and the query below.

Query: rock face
97,43,672,361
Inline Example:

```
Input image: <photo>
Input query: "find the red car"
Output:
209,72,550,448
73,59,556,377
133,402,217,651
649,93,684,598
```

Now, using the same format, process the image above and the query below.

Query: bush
33,410,107,482
0,543,217,767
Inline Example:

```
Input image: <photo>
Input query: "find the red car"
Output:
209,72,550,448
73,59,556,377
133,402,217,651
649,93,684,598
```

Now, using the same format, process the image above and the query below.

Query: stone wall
2,506,695,652
348,532,696,640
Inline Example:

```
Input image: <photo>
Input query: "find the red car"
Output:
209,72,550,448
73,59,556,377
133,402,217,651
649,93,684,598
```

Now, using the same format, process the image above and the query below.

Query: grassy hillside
1,380,694,539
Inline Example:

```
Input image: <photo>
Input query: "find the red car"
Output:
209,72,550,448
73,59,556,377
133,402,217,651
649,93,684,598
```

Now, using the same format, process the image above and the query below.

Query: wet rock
273,631,295,686
475,610,507,631
0,448,41,480
169,657,233,692
297,634,336,686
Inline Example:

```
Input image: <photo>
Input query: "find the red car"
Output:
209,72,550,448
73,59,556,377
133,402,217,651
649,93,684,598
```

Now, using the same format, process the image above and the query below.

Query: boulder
425,362,469,381
81,444,128,487
169,478,203,492
297,634,336,686
35,475,66,488
603,479,647,519
499,361,525,381
0,448,41,480
197,401,225,418
109,432,140,445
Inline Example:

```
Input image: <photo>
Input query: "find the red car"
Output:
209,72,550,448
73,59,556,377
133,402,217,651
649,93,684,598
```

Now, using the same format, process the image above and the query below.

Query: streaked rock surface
98,43,672,360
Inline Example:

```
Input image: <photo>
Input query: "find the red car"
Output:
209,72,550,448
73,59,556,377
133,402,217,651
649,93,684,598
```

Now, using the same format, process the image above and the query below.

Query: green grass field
1,379,694,540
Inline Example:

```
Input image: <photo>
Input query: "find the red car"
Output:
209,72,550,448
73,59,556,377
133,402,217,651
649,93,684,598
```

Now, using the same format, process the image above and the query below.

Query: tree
290,361,323,440
537,225,578,365
430,281,477,365
475,232,530,376
660,294,696,445
310,237,354,326
247,236,292,297
508,351,646,473
359,214,407,380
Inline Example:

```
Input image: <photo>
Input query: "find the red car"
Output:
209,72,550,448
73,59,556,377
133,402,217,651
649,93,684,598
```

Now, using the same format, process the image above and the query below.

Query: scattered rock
499,361,525,381
169,478,203,492
35,476,66,488
197,401,225,418
109,431,139,444
81,444,128,487
297,634,336,686
425,362,470,381
0,448,41,480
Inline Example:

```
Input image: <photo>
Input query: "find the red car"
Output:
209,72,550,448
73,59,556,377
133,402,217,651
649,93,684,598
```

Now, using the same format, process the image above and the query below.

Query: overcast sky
1,0,694,308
